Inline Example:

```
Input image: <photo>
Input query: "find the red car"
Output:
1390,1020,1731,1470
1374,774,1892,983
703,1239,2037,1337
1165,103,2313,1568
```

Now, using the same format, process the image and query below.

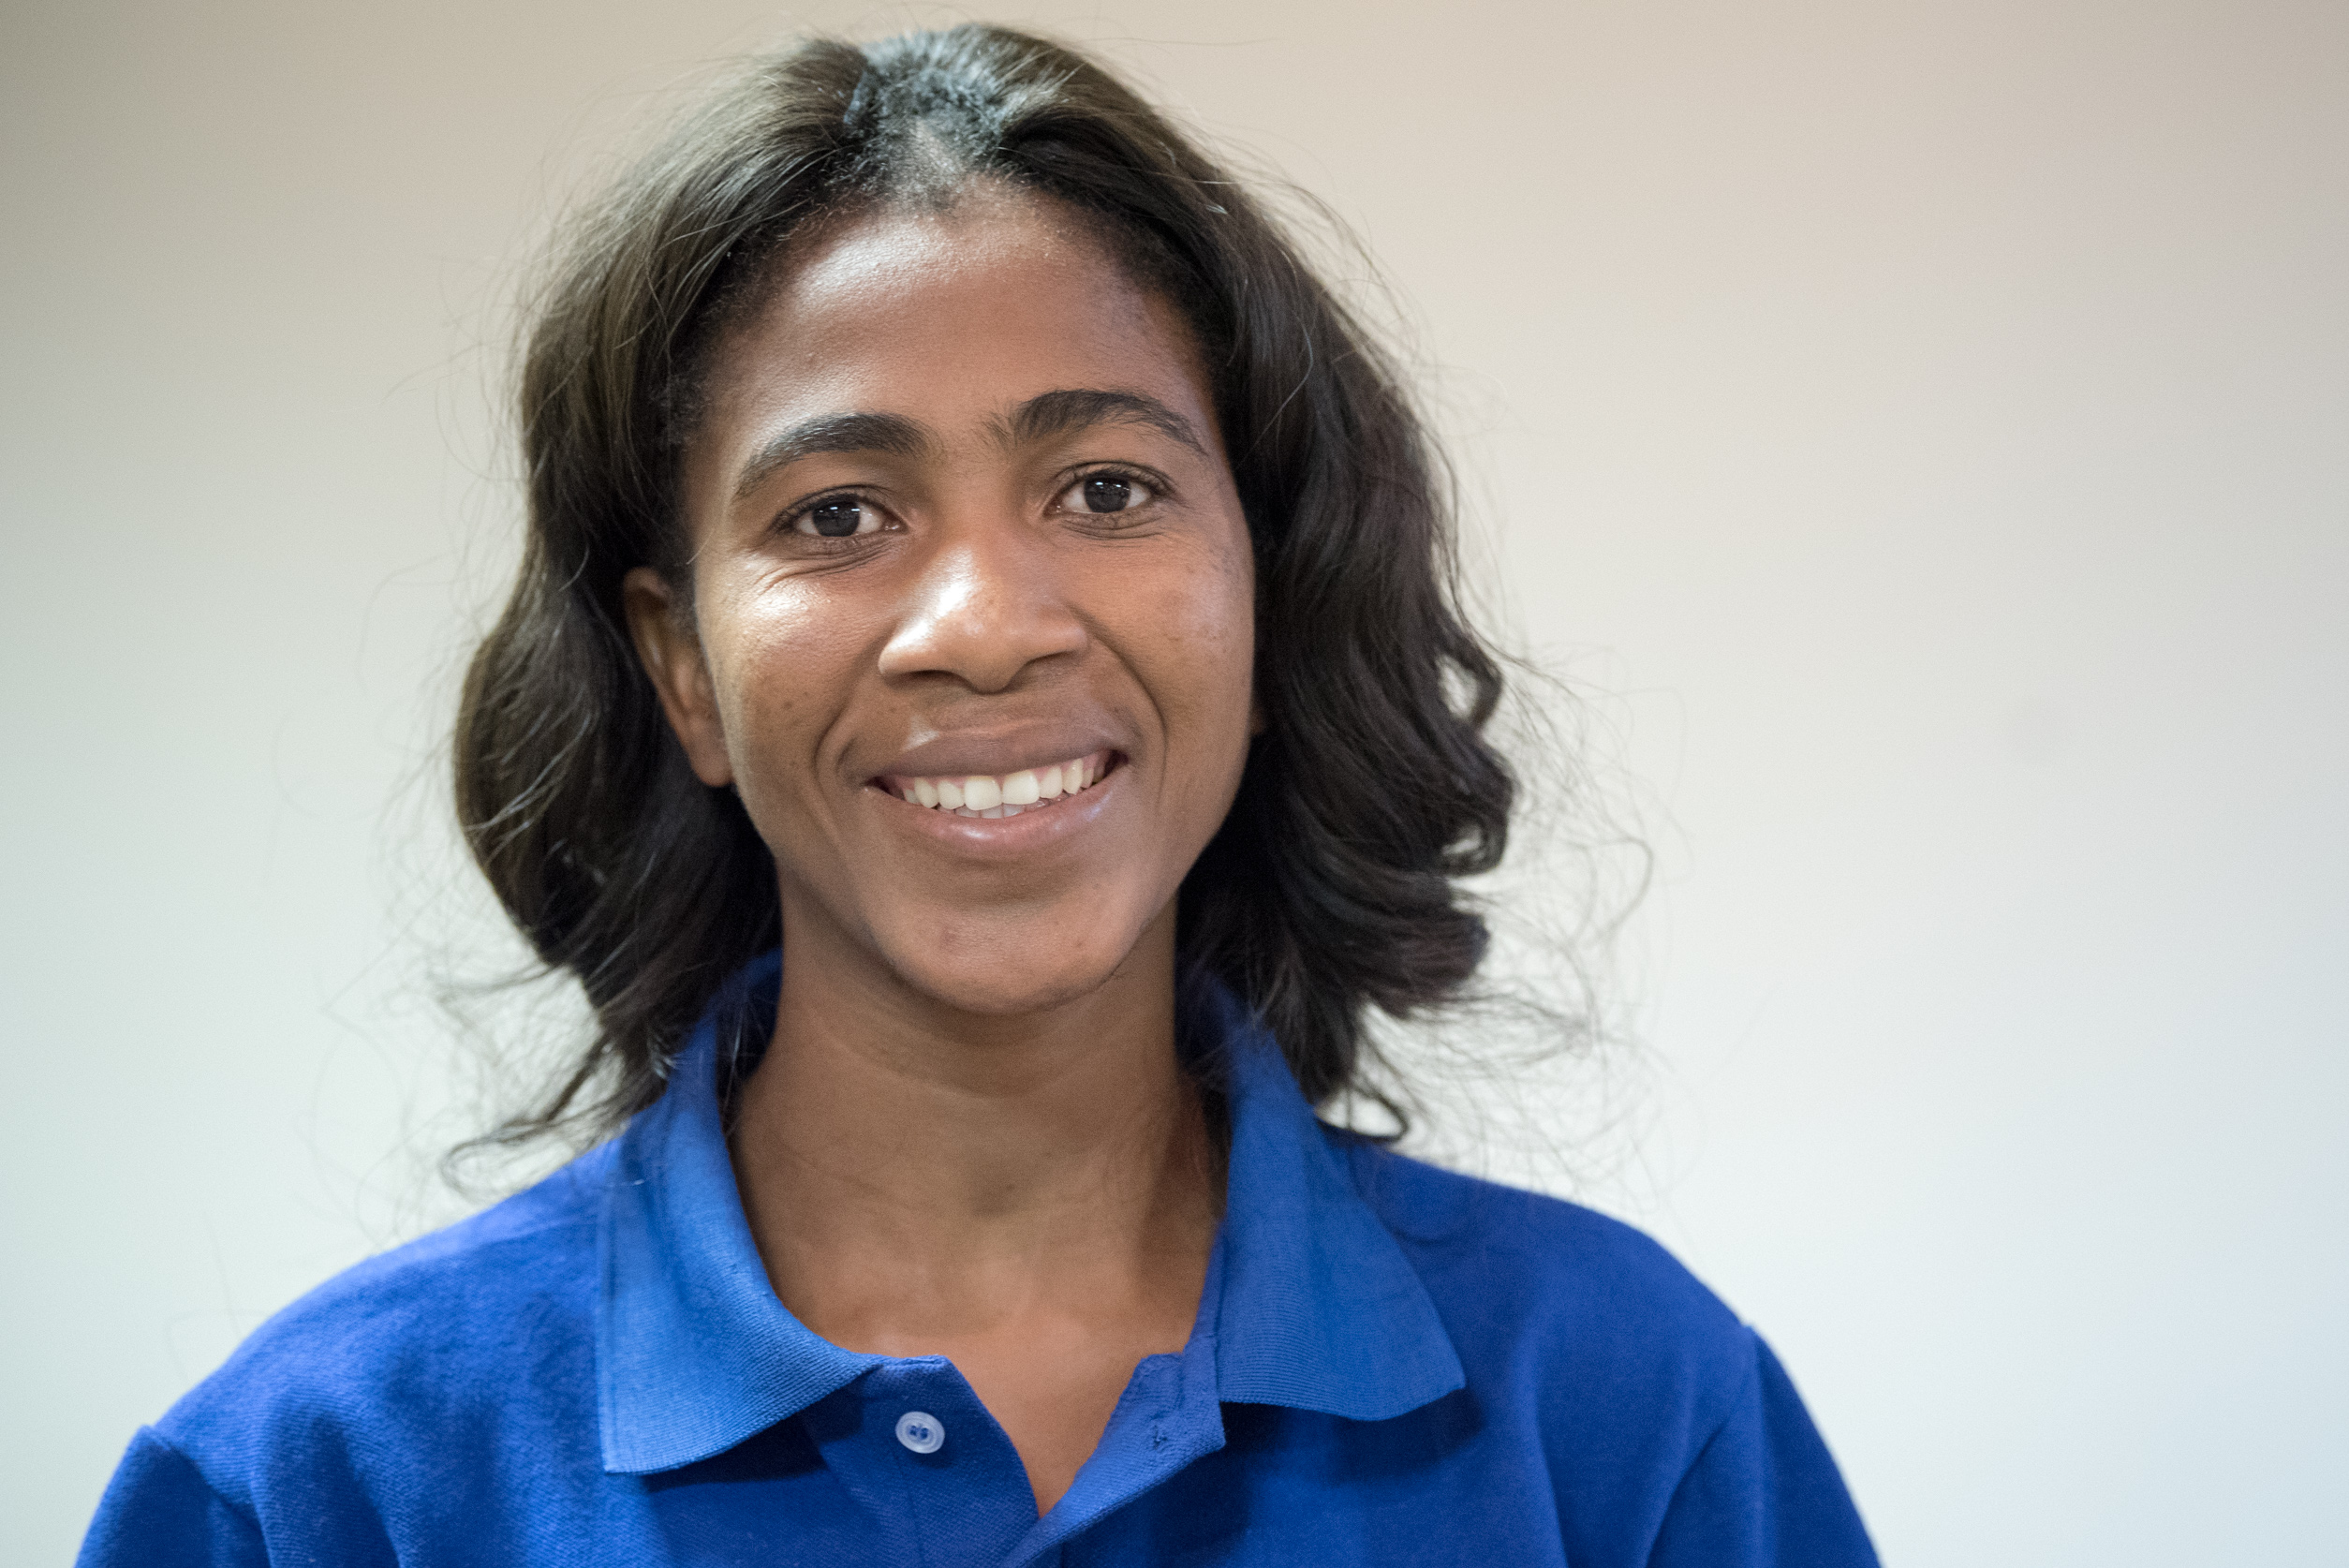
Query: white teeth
892,753,1108,818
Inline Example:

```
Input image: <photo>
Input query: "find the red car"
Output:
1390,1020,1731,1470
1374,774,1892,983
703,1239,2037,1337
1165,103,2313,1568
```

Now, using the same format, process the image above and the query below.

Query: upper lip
869,722,1125,783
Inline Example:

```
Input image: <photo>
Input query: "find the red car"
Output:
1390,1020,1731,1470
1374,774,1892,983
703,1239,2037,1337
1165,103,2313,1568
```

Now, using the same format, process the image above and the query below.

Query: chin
901,956,1124,1019
876,908,1154,1020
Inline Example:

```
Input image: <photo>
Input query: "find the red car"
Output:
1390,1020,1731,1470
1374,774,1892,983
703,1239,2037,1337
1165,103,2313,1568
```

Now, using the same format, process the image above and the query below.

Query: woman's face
630,187,1256,1020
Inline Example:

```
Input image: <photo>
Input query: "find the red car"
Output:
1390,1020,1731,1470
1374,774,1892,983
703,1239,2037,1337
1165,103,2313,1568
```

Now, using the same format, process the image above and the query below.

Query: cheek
703,579,871,792
1130,537,1257,757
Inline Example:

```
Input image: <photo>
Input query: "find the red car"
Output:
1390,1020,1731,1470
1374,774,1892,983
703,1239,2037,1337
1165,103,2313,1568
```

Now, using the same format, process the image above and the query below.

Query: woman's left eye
1057,473,1156,516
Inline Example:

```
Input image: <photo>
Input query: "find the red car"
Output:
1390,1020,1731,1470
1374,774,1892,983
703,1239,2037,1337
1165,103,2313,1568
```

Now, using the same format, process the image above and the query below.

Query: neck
727,899,1221,1355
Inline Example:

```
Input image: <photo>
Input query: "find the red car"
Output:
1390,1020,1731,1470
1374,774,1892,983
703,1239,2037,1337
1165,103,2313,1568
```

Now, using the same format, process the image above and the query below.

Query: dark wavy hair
454,23,1515,1147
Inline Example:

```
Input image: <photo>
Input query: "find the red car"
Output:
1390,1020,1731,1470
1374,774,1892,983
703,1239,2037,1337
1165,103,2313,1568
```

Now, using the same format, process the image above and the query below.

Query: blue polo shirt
81,954,1878,1566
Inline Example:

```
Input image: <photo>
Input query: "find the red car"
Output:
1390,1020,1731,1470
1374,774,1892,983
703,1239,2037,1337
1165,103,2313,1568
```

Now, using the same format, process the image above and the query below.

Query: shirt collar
597,953,1464,1474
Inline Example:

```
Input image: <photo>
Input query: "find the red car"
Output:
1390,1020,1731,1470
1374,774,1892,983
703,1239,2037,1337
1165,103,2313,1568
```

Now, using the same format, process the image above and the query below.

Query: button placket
849,1360,1037,1565
998,1350,1226,1568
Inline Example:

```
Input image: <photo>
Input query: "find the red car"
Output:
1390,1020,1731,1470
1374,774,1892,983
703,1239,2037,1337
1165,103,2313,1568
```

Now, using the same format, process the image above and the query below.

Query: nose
876,517,1087,691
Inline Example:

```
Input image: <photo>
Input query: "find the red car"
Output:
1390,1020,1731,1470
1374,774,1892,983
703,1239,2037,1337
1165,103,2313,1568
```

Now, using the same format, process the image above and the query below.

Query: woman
81,25,1877,1566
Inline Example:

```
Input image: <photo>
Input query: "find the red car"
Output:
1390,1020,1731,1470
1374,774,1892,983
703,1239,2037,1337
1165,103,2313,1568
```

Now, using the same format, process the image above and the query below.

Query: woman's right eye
791,497,879,538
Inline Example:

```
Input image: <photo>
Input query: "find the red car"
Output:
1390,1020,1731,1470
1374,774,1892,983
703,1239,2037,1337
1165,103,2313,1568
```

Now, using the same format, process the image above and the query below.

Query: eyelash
1056,465,1164,523
776,466,1171,542
783,490,884,542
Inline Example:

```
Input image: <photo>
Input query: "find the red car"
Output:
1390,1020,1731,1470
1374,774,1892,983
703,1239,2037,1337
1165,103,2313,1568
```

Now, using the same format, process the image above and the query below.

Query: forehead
701,188,1208,436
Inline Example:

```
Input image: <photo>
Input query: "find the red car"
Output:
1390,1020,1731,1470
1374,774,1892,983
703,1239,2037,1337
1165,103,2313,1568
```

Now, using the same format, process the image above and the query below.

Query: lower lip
867,759,1124,852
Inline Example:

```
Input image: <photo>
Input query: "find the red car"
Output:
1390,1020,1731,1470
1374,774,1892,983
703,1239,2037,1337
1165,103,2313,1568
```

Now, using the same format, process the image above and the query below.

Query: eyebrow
731,411,933,503
729,388,1209,504
1003,388,1208,459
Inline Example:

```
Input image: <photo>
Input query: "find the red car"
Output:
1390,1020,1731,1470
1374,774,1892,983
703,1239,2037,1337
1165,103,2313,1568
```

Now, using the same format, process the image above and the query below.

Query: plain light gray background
5,1,2344,1561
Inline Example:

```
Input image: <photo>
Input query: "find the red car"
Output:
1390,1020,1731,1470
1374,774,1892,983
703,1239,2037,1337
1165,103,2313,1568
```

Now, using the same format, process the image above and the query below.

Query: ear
622,566,735,788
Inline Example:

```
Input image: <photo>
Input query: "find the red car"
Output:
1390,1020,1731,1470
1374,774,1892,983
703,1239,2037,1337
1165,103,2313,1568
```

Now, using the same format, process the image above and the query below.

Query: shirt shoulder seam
1643,1324,1764,1564
137,1422,266,1544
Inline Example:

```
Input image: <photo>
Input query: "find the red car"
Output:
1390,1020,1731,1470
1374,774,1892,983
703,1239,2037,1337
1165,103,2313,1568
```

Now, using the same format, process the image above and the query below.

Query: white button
894,1411,945,1454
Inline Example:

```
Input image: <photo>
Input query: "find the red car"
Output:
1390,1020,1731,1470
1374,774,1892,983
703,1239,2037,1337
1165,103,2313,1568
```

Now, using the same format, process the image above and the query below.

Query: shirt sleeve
1646,1336,1881,1568
77,1427,270,1568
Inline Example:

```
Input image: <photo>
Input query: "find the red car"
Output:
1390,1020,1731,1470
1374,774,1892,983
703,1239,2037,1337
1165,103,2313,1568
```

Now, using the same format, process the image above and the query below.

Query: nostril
874,558,1090,688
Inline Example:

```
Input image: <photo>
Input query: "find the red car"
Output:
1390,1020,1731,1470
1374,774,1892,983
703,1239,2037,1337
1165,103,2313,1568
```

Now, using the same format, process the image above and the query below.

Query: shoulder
1329,1129,1756,1436
153,1143,616,1505
1331,1129,1742,1342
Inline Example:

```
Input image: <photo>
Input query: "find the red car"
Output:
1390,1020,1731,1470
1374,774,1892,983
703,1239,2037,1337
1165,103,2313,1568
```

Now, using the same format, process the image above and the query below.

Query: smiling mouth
878,750,1117,820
